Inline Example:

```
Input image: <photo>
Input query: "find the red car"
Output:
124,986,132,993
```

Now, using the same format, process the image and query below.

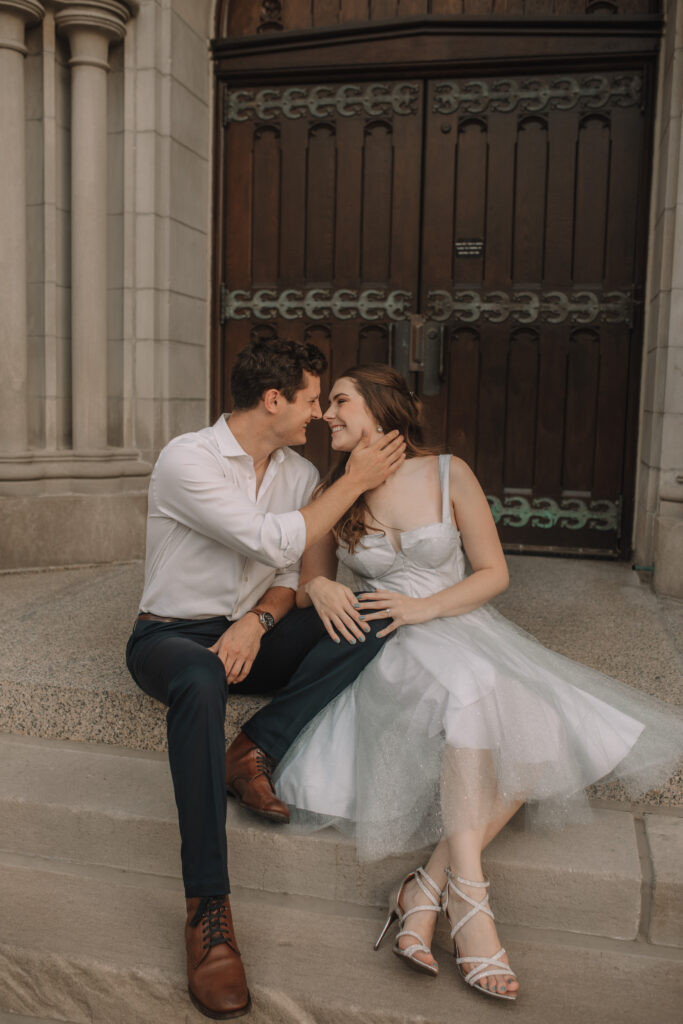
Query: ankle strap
415,866,443,906
445,866,489,889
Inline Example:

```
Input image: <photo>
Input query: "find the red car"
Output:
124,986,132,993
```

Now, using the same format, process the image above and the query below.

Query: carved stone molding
432,73,642,116
426,288,632,326
487,494,619,532
221,286,413,323
224,82,421,124
0,1,45,55
53,1,136,58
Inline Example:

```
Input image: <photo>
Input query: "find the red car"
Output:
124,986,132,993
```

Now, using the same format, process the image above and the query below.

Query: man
126,338,404,1020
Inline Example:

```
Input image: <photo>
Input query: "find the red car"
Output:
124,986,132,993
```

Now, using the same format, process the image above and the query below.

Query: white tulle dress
274,455,683,861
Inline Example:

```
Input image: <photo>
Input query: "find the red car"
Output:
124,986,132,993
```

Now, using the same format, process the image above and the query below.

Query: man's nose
311,400,322,419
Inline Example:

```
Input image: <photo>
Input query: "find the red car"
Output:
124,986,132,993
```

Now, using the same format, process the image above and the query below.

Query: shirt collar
212,414,286,464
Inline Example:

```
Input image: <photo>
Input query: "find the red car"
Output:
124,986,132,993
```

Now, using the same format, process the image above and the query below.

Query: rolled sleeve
152,442,308,569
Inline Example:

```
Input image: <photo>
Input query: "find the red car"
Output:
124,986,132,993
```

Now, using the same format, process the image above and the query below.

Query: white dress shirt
139,415,319,619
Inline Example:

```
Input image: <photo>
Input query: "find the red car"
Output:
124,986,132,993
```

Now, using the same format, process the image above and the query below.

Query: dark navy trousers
126,606,386,897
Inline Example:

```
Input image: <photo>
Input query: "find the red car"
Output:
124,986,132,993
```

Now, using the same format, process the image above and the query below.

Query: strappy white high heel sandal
374,866,442,977
443,867,518,1000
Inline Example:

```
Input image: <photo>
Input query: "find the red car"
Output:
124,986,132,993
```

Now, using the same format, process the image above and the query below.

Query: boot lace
190,896,237,954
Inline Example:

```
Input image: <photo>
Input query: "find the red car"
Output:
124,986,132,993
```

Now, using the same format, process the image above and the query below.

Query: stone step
1,856,682,1024
2,556,681,815
4,733,681,947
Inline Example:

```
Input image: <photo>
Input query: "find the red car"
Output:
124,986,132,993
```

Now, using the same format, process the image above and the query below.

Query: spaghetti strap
438,454,452,524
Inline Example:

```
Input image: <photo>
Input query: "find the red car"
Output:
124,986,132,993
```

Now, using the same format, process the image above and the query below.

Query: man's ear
262,388,280,414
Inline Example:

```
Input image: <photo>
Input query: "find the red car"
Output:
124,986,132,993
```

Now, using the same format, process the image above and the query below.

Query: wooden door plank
302,323,333,470
358,323,390,364
464,0,495,13
492,0,524,12
485,112,516,288
397,0,429,14
361,122,394,283
286,0,314,31
251,126,281,285
227,2,258,37
313,0,340,27
573,115,611,284
504,328,539,490
604,105,643,286
335,115,364,284
431,0,464,11
422,85,457,295
475,329,507,494
339,0,370,22
562,328,600,492
305,123,337,282
544,110,578,285
592,327,629,498
224,123,253,289
390,88,423,291
370,0,397,17
446,326,479,466
453,119,488,286
534,328,566,496
512,116,548,284
279,119,308,286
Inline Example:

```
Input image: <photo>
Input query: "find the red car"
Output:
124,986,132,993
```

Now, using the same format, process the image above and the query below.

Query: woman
274,365,683,1002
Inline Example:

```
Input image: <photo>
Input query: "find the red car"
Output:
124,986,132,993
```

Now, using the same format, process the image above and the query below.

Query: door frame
210,13,662,558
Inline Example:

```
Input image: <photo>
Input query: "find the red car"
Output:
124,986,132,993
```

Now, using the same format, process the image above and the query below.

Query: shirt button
243,575,248,582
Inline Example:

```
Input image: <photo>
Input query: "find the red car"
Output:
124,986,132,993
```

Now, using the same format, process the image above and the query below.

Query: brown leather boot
186,895,250,1019
225,731,290,823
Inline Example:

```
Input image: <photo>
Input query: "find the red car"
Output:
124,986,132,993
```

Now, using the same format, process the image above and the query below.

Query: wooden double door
216,68,650,556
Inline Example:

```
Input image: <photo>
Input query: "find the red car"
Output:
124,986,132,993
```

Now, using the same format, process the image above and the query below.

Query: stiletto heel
374,908,398,950
443,867,517,1000
374,866,442,977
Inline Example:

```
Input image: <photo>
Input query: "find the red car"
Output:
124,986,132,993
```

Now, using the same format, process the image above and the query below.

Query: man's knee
168,655,227,712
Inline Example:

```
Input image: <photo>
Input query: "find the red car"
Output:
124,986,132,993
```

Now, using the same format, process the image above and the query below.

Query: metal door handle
390,315,444,396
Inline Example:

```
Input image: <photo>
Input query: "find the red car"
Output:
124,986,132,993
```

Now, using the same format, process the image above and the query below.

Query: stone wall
635,0,683,597
0,0,216,570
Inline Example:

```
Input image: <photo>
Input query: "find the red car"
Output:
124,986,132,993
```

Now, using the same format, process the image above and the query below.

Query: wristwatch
247,608,275,632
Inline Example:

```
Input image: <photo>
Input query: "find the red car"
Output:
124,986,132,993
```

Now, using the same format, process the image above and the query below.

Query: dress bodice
337,454,466,597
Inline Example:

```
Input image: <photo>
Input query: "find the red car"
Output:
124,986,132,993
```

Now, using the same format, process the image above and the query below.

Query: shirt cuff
273,569,300,591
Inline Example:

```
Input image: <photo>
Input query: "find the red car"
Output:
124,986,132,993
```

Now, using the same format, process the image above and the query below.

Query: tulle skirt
274,605,683,861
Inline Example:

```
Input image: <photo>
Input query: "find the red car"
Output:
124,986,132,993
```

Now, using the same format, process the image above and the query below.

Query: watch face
261,612,275,631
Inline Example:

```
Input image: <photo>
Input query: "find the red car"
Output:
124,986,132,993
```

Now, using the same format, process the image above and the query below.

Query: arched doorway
211,1,661,557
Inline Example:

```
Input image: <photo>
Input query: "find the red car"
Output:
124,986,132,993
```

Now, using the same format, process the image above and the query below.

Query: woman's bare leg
440,747,522,995
396,747,523,991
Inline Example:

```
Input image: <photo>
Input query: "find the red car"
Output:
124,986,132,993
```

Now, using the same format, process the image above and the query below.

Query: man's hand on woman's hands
357,589,432,638
209,615,264,684
304,576,371,645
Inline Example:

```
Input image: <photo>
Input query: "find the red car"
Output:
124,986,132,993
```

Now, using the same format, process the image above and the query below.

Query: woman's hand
357,589,433,638
305,576,371,645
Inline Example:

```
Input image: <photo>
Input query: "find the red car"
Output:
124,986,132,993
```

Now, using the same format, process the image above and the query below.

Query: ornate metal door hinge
220,286,412,322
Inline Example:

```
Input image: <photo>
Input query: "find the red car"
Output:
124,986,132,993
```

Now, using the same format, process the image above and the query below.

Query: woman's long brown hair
317,364,441,551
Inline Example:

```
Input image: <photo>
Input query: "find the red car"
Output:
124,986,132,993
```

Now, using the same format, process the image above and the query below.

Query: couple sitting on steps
126,337,683,1019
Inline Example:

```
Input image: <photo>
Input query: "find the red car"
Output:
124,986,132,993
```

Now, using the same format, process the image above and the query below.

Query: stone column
55,1,132,450
0,1,45,452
